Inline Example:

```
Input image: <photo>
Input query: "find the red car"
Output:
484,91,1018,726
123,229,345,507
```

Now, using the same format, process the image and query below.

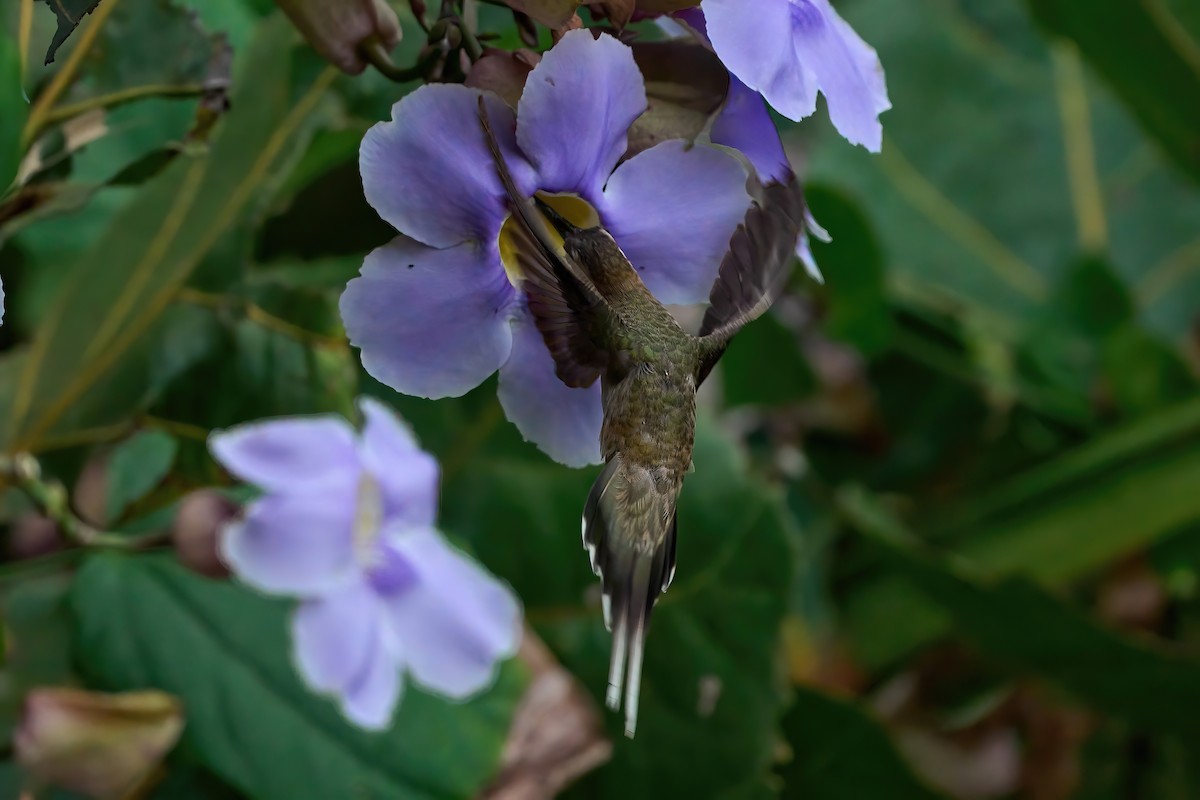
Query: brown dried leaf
588,0,635,28
626,39,728,156
466,49,541,109
634,0,700,12
501,0,579,29
481,631,611,800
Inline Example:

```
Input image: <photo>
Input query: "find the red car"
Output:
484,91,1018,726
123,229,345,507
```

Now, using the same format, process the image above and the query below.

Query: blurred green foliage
1,0,1200,798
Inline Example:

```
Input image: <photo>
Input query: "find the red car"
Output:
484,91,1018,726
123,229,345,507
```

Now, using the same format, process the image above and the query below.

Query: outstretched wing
695,176,806,386
478,98,614,388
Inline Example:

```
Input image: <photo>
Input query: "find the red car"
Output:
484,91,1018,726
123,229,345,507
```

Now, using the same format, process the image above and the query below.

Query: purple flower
210,399,521,731
701,0,891,152
668,10,831,281
341,29,751,467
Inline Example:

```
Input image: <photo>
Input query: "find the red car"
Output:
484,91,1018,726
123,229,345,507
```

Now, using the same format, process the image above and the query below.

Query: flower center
497,192,600,288
353,474,384,561
353,474,420,597
368,544,418,596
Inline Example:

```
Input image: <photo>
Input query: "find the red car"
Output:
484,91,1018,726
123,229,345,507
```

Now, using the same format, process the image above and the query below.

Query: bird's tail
583,458,677,738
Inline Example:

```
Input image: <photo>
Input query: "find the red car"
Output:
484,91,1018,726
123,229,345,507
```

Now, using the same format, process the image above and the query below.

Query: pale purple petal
220,489,359,596
702,0,889,151
341,237,516,400
361,86,535,248
517,30,646,199
382,528,521,698
497,314,603,467
791,0,890,151
209,417,359,492
293,579,402,730
341,632,402,730
292,579,381,695
703,0,814,122
357,397,440,526
599,140,749,305
343,618,403,729
711,78,792,183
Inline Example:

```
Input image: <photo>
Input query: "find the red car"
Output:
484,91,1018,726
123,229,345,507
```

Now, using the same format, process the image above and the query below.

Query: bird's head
534,198,640,292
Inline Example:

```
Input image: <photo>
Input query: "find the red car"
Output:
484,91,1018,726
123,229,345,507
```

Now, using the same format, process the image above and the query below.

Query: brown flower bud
16,688,185,799
8,513,62,560
273,0,402,75
171,490,239,579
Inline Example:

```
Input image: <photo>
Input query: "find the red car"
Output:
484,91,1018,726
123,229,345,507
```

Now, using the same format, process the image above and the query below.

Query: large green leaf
1025,0,1200,185
843,490,1200,738
810,0,1200,342
0,14,333,453
843,397,1200,668
71,554,524,800
778,688,947,800
87,0,227,93
441,415,795,798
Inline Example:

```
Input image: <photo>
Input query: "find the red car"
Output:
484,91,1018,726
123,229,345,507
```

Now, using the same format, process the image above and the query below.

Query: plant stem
1,453,169,551
41,83,208,127
22,0,122,147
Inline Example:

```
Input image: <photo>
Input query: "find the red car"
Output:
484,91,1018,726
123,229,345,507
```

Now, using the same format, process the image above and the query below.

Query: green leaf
152,313,357,449
104,429,177,523
843,397,1200,668
807,184,892,356
71,554,524,800
843,489,1200,738
39,0,103,64
442,417,795,798
1101,324,1196,416
148,763,245,799
0,34,25,194
87,0,227,93
778,688,947,800
0,574,75,731
720,314,816,408
2,15,333,453
1015,256,1134,419
809,1,1200,343
1025,0,1200,185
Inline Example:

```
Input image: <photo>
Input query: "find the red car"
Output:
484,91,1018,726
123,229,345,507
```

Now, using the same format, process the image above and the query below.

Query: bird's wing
478,98,615,388
695,176,806,386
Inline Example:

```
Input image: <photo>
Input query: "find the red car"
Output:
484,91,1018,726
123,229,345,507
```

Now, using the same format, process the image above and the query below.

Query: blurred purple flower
702,0,891,152
210,398,521,731
341,29,750,467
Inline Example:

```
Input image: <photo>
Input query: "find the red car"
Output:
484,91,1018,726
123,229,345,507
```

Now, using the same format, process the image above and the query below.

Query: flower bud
171,490,238,579
16,688,185,799
8,513,62,560
274,0,402,75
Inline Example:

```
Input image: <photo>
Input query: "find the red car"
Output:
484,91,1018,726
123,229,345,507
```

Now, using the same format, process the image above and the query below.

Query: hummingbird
478,99,806,737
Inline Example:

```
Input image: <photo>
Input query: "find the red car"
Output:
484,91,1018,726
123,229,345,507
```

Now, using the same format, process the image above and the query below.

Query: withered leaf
501,0,579,29
627,39,729,156
41,0,104,64
466,49,542,110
